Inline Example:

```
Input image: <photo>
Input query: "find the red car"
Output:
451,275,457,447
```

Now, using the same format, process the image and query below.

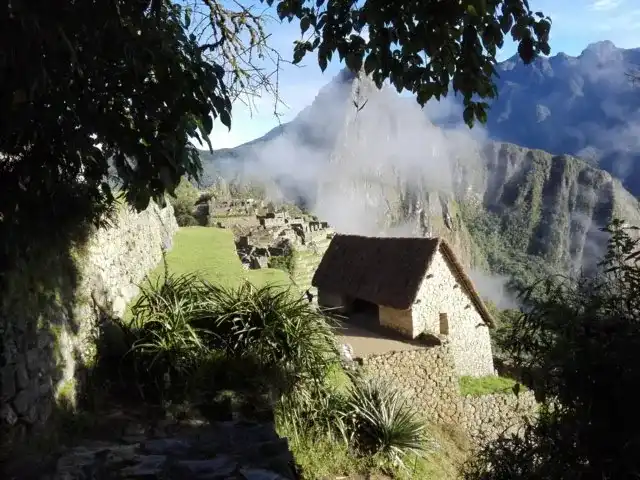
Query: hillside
477,41,640,196
198,67,640,293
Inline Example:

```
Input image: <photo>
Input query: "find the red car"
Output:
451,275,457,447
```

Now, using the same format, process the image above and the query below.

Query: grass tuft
459,375,521,397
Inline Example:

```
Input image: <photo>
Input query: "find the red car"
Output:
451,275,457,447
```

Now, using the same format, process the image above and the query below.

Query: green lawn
152,226,291,288
459,375,520,397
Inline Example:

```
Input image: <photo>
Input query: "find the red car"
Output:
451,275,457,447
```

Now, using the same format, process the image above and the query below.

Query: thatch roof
312,234,495,327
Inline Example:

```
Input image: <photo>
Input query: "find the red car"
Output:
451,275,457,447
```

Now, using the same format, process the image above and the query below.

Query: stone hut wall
412,250,495,377
0,202,178,442
360,346,538,447
379,306,413,336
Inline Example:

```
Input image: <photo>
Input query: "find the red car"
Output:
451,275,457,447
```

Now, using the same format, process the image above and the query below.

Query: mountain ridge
197,62,640,294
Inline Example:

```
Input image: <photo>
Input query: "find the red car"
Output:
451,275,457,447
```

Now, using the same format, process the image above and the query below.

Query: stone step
49,419,299,479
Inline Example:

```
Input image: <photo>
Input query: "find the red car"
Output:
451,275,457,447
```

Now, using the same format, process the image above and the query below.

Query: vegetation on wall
269,250,296,276
458,375,519,397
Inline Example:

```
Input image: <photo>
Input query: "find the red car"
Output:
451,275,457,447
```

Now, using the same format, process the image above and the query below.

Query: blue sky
205,0,640,149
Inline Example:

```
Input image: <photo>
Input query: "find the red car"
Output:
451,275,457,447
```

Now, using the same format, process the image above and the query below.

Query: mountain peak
583,40,618,55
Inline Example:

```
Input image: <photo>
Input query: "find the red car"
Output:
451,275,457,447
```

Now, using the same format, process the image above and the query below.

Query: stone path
3,403,299,480
48,419,297,479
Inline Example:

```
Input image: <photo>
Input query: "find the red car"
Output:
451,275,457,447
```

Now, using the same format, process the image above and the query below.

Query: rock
46,419,298,480
0,365,17,400
111,296,128,319
12,389,31,415
0,403,18,425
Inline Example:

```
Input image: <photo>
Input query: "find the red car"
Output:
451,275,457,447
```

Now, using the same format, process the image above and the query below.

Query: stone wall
360,345,538,447
461,390,538,446
291,233,332,292
412,249,495,377
379,306,413,337
0,202,178,442
360,346,463,425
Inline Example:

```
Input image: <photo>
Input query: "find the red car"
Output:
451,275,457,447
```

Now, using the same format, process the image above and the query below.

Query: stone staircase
4,396,299,480
48,419,298,479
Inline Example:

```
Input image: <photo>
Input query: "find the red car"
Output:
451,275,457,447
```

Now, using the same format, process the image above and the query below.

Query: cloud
469,270,519,310
590,0,623,11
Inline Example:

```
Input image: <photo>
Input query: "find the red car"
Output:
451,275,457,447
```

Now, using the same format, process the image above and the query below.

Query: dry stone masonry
0,201,178,442
411,250,495,377
360,345,538,447
361,345,464,426
462,390,538,446
232,211,333,292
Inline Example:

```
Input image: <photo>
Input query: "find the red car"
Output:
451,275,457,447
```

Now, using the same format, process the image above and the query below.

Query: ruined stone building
312,234,496,377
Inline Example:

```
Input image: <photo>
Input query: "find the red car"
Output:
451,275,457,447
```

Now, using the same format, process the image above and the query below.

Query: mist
222,69,489,236
204,67,626,308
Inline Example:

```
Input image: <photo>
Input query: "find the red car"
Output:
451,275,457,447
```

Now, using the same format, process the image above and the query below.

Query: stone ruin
193,194,265,226
235,213,333,271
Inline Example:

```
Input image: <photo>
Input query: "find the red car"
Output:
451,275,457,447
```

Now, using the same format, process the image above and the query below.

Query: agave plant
346,376,427,468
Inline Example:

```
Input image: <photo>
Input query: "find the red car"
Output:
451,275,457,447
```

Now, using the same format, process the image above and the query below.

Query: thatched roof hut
311,234,495,327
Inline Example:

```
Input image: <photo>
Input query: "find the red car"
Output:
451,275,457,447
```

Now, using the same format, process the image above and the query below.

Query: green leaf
364,53,378,75
293,43,306,64
345,52,363,73
219,109,231,130
518,36,535,63
202,113,213,134
318,53,328,72
300,16,311,35
184,7,192,29
463,105,474,127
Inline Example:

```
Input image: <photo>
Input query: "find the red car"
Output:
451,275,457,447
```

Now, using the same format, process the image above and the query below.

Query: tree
172,178,201,226
0,0,279,261
464,220,640,479
1,0,551,260
268,0,551,127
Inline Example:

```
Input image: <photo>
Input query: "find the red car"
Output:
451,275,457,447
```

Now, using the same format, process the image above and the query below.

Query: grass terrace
151,226,290,287
459,375,520,397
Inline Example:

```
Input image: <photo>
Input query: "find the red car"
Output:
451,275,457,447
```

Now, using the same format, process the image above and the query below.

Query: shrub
191,282,340,394
345,375,427,469
109,269,339,404
176,212,199,227
118,271,212,401
268,252,295,275
171,178,200,219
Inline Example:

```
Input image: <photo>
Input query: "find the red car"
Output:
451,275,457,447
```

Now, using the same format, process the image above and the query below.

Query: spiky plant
121,271,212,401
346,376,427,469
192,281,340,396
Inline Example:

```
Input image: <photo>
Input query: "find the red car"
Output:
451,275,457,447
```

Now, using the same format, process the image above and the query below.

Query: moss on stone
55,378,77,410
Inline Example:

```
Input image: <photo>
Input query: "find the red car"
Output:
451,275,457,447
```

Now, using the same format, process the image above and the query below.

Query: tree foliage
267,0,551,127
465,219,640,479
0,0,276,262
1,0,551,263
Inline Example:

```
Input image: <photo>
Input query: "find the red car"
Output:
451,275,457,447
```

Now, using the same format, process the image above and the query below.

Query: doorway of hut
348,296,380,327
